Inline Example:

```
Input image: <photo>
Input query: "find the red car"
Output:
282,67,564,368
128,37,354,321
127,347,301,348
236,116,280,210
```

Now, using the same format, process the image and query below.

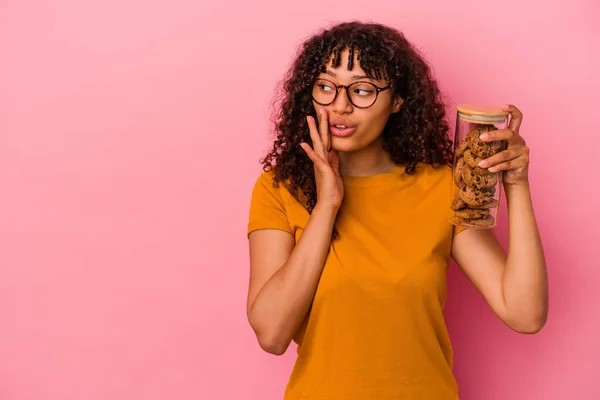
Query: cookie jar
449,104,510,229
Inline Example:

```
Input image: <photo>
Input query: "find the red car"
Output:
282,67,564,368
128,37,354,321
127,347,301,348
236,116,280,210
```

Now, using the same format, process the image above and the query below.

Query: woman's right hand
300,109,344,210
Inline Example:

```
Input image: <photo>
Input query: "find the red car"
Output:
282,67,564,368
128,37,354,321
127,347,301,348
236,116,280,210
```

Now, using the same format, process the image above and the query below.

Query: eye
353,88,373,96
352,84,375,96
318,84,334,92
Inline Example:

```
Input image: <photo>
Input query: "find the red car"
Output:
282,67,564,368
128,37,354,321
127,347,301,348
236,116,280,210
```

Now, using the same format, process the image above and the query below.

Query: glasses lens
312,79,337,105
312,80,379,108
348,82,377,108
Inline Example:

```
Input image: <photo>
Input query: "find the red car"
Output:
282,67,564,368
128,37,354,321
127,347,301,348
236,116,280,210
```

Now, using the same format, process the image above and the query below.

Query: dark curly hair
260,21,455,237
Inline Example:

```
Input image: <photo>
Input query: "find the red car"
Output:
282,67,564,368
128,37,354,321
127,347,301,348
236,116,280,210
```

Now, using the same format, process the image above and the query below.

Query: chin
331,136,374,153
331,137,357,152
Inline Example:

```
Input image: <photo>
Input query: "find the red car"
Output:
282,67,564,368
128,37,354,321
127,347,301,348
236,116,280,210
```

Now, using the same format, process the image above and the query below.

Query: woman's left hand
476,104,530,186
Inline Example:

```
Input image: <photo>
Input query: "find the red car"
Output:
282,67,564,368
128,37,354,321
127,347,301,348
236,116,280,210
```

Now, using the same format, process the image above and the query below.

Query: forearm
502,181,548,331
249,203,338,353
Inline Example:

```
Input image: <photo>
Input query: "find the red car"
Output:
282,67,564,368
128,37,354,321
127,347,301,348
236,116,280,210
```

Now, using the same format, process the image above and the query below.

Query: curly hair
260,21,455,237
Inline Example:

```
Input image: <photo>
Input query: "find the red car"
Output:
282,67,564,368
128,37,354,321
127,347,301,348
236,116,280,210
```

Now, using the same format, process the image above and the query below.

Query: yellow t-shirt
247,162,466,400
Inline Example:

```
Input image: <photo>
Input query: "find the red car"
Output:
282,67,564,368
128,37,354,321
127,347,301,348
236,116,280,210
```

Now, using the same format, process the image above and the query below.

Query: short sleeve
247,172,294,237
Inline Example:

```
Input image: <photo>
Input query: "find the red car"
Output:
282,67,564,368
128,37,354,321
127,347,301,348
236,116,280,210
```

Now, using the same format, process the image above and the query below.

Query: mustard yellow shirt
248,162,466,400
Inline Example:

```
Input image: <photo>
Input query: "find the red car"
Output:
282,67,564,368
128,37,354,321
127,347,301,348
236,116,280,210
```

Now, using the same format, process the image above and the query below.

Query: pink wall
1,0,598,399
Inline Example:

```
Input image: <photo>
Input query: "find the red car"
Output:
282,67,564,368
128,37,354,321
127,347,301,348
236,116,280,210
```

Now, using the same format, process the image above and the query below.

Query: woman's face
313,48,403,153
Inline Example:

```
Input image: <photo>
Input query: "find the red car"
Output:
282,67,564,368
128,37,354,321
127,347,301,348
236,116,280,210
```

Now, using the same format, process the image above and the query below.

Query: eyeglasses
311,78,391,109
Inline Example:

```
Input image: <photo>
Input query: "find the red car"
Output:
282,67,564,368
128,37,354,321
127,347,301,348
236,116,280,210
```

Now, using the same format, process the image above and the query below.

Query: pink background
1,0,599,399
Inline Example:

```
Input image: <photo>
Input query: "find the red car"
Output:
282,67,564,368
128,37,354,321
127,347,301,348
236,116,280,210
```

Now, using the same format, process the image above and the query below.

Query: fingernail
479,133,488,140
478,160,487,167
501,104,510,109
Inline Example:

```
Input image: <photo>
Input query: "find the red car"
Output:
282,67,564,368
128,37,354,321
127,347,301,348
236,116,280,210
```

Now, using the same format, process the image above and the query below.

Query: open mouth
329,123,356,137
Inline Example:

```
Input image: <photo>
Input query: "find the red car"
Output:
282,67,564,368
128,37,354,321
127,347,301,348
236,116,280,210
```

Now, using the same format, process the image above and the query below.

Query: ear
392,95,404,113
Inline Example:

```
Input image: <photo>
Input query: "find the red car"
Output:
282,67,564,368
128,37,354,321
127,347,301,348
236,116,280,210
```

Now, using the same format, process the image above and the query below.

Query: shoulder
247,170,292,236
253,169,275,187
250,169,294,204
251,169,279,194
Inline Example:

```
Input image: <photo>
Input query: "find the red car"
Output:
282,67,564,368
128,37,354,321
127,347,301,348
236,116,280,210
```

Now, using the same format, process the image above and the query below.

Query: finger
478,146,527,169
328,149,340,175
479,128,524,144
306,116,324,156
300,142,327,168
487,157,528,173
318,109,330,152
501,104,523,133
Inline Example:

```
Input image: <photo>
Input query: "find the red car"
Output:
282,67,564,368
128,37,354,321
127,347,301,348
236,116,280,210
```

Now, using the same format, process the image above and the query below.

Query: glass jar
449,104,510,229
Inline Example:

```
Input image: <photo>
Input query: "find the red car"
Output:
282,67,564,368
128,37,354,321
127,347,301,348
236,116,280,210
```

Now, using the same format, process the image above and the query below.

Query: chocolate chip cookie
456,137,469,158
458,183,494,207
450,214,495,228
454,157,465,187
462,163,498,189
466,124,500,159
471,198,499,209
455,208,490,219
451,196,466,211
463,149,492,175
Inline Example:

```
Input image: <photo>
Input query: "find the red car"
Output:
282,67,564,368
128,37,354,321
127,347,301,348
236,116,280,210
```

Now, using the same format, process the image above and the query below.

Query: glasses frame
311,78,392,109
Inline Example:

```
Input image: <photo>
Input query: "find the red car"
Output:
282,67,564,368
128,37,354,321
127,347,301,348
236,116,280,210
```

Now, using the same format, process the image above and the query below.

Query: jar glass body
449,105,509,229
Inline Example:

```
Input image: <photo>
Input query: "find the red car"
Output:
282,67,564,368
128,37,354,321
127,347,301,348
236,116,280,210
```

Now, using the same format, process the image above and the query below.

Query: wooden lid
457,104,508,124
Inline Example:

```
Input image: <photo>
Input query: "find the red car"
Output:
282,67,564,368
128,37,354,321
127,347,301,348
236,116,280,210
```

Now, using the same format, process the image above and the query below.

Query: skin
452,105,548,334
247,49,548,356
311,59,403,177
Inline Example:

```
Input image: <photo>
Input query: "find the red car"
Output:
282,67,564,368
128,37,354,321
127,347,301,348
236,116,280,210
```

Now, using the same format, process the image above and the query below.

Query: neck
337,136,397,177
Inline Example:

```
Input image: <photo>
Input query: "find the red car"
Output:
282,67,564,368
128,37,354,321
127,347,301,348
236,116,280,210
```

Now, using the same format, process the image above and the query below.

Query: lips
329,119,356,138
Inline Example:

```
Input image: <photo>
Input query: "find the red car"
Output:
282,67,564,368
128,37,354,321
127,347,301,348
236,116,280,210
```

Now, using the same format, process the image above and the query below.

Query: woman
246,21,548,399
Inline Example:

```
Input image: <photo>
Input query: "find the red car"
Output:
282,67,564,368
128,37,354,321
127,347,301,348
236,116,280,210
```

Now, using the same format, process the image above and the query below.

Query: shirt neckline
340,164,406,187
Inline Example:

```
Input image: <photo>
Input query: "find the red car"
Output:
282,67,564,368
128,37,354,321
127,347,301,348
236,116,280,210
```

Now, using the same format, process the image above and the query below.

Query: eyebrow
323,70,374,81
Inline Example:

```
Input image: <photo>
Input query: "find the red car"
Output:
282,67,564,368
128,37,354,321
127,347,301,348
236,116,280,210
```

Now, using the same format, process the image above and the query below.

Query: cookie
451,214,495,228
454,157,465,186
455,208,490,219
463,149,491,175
468,136,495,158
462,163,498,189
448,216,464,226
463,148,481,168
485,185,497,197
451,196,466,211
471,198,499,209
465,124,498,158
458,183,494,207
456,138,469,158
477,184,497,199
490,140,505,154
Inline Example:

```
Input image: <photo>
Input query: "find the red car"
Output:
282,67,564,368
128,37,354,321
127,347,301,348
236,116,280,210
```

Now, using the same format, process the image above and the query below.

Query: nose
331,87,353,114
